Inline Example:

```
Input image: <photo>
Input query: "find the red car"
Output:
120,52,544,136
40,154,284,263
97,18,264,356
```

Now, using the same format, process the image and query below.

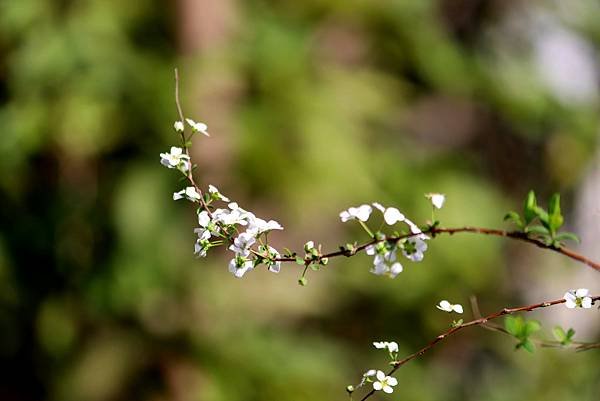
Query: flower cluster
161,119,283,279
340,202,433,278
563,288,593,309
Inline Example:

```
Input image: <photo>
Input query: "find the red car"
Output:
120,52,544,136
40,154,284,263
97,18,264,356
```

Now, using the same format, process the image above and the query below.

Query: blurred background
0,0,599,400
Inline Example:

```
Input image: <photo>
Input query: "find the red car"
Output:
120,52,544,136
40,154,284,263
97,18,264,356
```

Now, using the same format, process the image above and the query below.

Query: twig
173,68,213,217
272,225,600,273
358,295,600,401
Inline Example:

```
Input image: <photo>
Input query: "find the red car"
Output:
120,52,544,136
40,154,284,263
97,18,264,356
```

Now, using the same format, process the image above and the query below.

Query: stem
358,295,600,401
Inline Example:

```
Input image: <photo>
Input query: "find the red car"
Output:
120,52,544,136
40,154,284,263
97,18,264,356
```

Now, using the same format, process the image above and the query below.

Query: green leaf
298,277,307,286
295,257,305,265
523,191,538,224
553,326,566,342
566,328,575,339
505,316,522,336
520,339,536,353
523,320,541,337
547,193,564,233
533,206,550,229
554,232,580,244
524,225,550,236
504,211,523,228
310,264,320,271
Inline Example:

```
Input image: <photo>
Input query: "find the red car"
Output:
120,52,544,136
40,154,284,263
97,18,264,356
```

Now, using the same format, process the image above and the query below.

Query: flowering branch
355,295,600,401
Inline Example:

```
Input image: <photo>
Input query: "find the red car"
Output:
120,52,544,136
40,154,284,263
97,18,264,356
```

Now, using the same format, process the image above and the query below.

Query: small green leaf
310,264,320,271
295,257,305,265
505,316,522,336
533,206,550,228
554,232,580,244
298,277,308,286
523,191,538,224
553,326,566,342
520,339,536,353
504,211,523,228
524,225,550,236
523,320,541,337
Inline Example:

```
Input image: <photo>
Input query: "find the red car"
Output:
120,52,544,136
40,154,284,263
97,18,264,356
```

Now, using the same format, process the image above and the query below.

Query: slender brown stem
358,295,600,401
274,225,600,273
173,68,212,217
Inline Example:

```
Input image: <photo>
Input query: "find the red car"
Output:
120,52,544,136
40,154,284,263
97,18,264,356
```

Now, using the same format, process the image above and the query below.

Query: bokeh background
1,0,599,400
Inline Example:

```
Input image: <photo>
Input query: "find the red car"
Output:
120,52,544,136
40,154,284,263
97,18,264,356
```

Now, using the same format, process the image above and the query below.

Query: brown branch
173,68,212,217
273,225,600,274
358,295,600,401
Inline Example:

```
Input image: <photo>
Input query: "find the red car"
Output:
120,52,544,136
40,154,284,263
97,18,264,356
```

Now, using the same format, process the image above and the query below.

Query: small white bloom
228,257,254,278
373,341,399,353
363,369,377,378
436,300,463,314
266,245,281,273
173,186,201,202
372,370,397,394
208,184,230,202
372,203,405,225
305,241,315,250
160,146,191,172
247,217,283,235
402,237,428,262
340,204,372,222
174,120,185,132
228,232,256,256
197,210,211,227
185,118,210,136
426,193,446,209
564,288,593,309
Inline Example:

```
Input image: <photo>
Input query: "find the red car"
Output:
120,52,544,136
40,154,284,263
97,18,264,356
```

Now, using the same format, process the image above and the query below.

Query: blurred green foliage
0,0,599,400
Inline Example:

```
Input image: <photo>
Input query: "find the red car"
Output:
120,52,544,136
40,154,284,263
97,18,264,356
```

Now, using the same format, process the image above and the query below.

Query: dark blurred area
0,0,599,400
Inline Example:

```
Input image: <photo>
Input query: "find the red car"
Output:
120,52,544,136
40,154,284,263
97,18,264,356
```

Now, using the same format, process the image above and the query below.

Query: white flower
247,217,283,235
436,300,463,314
426,193,445,209
265,245,281,273
402,237,428,262
564,288,593,309
228,257,254,278
174,120,185,132
197,210,211,227
228,232,256,257
214,207,248,226
366,244,403,278
185,118,209,136
160,147,191,172
363,369,377,378
340,204,372,222
173,186,201,202
373,341,399,353
372,203,405,225
208,184,230,202
372,370,397,394
305,241,315,251
193,228,211,257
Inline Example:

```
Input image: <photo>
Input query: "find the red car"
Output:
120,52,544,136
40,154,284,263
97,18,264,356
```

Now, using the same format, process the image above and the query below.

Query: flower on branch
373,341,399,353
173,186,201,202
564,288,593,309
436,300,464,314
185,118,210,136
372,203,406,225
208,184,230,202
366,244,403,278
401,237,428,262
340,204,373,222
372,370,398,394
173,120,185,132
426,193,446,209
160,146,191,173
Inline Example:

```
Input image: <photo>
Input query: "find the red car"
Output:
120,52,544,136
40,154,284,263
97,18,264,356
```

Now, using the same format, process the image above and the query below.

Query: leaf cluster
504,191,579,247
504,315,541,353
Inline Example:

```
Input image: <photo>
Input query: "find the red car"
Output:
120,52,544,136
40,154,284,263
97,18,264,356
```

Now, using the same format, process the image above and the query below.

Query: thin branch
357,295,599,401
173,68,213,217
271,225,600,273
